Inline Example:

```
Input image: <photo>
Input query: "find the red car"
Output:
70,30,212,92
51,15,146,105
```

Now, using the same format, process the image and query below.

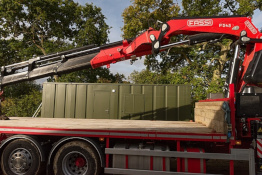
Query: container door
93,91,111,119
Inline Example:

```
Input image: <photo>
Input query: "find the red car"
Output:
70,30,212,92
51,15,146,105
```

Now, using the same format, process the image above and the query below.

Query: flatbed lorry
0,16,261,175
0,116,237,174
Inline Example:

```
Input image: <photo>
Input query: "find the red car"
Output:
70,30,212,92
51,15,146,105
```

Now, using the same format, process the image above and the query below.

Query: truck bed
0,117,228,142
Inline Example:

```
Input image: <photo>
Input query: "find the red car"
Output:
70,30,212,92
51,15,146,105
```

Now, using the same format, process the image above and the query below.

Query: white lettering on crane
219,23,232,28
244,20,257,34
187,19,213,27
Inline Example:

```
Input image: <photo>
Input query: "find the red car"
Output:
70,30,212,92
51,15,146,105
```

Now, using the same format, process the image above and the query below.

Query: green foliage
0,0,110,50
183,0,262,16
4,82,41,98
0,0,114,116
129,57,226,102
0,39,42,66
1,82,42,116
182,0,221,16
2,90,42,117
129,41,228,101
51,68,125,83
223,0,262,16
123,0,262,101
122,0,180,39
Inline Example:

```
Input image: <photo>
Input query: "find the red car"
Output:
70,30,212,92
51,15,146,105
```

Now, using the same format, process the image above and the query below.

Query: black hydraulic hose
3,45,97,73
38,44,97,60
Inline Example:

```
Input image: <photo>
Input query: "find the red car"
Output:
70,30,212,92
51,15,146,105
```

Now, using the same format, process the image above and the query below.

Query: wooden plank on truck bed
195,101,227,134
0,117,217,134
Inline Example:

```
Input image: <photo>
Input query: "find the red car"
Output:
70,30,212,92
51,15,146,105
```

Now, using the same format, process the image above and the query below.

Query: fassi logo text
187,19,213,26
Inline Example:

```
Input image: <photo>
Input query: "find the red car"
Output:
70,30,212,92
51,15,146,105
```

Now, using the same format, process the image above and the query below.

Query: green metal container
41,83,191,121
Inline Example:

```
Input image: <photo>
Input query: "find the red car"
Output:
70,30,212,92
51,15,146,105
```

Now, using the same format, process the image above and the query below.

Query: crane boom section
1,16,262,92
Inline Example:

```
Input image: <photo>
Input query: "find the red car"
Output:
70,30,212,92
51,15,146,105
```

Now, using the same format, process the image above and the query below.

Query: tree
182,0,221,16
0,0,111,83
123,0,262,101
0,81,42,117
52,68,126,83
2,89,42,117
0,0,109,53
122,0,180,39
0,0,116,116
122,0,181,73
181,0,262,94
222,0,262,16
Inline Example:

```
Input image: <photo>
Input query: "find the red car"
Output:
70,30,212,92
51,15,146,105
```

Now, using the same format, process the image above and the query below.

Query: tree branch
32,39,46,55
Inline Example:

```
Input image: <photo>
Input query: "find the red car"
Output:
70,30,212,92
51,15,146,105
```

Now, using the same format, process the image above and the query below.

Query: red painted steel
229,84,236,143
90,17,262,94
199,98,229,102
162,157,166,171
125,155,128,169
0,133,7,143
75,157,86,168
181,147,206,173
177,141,181,172
165,17,260,38
229,144,234,175
150,156,153,170
89,16,262,99
230,160,234,175
0,126,228,142
106,138,110,168
228,84,236,175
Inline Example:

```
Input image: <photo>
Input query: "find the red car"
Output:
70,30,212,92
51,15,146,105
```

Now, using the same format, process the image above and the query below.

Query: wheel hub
9,148,32,174
75,157,86,168
62,151,88,175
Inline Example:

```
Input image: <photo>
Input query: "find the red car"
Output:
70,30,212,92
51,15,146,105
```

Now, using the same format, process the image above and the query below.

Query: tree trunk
211,41,232,83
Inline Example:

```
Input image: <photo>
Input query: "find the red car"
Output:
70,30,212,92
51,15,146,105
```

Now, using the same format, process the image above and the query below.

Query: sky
76,0,143,80
75,0,262,79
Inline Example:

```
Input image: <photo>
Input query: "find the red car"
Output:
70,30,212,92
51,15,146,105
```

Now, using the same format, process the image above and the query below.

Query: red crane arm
165,16,261,38
90,16,262,93
90,16,262,69
2,16,262,92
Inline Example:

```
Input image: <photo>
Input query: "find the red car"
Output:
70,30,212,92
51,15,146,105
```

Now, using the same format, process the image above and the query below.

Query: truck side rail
104,148,255,175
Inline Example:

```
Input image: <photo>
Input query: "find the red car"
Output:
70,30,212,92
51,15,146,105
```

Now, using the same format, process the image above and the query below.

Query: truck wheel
53,141,101,175
1,139,42,175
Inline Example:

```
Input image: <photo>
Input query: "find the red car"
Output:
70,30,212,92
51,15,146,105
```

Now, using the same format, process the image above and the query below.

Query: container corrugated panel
177,85,192,120
153,86,165,120
75,84,87,119
54,84,66,118
41,83,191,120
41,83,56,118
65,84,76,118
166,86,178,121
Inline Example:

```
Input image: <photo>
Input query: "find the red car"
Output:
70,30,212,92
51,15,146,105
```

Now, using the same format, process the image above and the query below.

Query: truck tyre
1,139,42,175
53,141,101,175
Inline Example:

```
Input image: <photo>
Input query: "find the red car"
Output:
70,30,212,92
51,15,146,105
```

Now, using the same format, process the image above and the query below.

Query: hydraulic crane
1,16,262,94
2,15,262,135
3,15,262,133
0,15,262,174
